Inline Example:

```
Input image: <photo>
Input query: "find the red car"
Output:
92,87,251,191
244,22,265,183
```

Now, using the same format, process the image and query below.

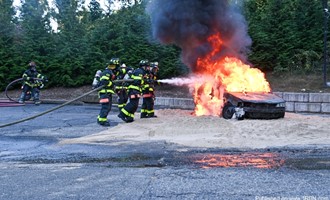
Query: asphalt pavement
0,103,330,199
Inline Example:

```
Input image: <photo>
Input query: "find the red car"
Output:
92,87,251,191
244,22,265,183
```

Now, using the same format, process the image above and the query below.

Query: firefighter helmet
107,58,120,70
150,62,159,68
139,59,149,67
29,61,36,68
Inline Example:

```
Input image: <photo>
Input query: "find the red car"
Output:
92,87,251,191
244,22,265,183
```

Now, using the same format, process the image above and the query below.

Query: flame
194,153,284,169
193,33,271,116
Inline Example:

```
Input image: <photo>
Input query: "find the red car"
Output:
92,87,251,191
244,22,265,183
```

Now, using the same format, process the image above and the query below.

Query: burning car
222,92,286,120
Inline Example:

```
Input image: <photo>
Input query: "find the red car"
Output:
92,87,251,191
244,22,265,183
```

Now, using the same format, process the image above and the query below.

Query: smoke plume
146,0,252,71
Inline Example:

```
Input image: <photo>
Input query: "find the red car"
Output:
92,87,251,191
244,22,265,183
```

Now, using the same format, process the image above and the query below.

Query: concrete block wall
154,97,195,109
81,92,330,114
274,92,330,114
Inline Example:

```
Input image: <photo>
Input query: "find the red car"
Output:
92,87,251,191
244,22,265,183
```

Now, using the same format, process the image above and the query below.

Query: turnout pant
19,84,40,102
119,89,140,122
116,89,128,110
141,96,155,118
98,93,112,123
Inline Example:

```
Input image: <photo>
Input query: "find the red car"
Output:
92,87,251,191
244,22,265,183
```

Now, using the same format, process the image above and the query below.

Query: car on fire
222,92,286,120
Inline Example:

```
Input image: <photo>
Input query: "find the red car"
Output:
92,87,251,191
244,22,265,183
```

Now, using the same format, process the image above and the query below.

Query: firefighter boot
33,92,41,105
125,116,134,123
118,112,128,122
140,112,148,118
97,120,110,127
149,113,157,118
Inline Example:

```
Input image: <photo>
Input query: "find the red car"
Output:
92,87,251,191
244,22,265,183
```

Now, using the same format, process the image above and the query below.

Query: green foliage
244,0,324,73
0,0,16,88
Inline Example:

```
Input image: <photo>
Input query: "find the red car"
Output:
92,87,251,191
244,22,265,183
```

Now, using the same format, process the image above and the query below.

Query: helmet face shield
107,58,120,69
108,64,117,70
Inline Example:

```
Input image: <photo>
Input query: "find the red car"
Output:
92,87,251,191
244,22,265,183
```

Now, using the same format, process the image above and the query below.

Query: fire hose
0,79,133,128
5,78,45,102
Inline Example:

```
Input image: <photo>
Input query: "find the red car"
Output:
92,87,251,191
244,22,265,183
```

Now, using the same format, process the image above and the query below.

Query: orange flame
194,153,284,169
193,33,271,116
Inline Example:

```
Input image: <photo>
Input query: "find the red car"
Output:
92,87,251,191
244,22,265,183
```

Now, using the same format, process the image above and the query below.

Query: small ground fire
194,152,284,169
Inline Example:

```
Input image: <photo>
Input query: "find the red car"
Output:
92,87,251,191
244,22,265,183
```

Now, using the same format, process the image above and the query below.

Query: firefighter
118,60,149,123
18,61,47,105
112,62,130,111
96,59,117,126
141,62,159,118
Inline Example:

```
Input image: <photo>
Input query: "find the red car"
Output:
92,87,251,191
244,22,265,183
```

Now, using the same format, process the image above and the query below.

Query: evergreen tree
52,0,90,86
0,0,16,89
244,0,324,73
89,0,104,21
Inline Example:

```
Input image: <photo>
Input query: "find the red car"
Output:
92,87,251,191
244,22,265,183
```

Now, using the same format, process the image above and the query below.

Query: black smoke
146,0,252,72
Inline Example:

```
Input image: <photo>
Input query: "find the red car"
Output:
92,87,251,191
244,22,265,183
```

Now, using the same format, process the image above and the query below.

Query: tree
244,0,324,73
51,0,90,86
0,0,16,89
89,0,104,21
13,0,54,76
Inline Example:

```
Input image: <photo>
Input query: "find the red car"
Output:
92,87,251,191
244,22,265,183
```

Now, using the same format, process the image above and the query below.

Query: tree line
0,0,328,90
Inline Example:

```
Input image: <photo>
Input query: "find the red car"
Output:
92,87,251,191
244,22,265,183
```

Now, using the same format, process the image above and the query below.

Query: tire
222,103,235,119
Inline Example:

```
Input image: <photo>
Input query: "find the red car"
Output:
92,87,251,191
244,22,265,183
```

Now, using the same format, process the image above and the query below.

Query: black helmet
139,59,149,68
29,61,36,68
107,58,120,69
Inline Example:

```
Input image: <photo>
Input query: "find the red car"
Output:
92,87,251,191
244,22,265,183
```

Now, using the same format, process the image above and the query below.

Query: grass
266,72,330,93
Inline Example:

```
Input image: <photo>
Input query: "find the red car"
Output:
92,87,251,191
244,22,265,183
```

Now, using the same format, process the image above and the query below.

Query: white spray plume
158,75,215,86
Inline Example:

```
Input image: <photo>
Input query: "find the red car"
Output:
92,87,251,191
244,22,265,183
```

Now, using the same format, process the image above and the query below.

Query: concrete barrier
279,92,330,114
80,92,330,114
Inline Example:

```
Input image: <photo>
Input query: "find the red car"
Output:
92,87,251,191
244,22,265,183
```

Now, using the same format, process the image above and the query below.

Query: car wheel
222,103,235,119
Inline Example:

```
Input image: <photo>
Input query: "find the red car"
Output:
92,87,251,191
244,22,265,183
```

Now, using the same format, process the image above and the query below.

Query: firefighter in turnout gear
18,61,46,105
118,60,149,123
141,62,159,118
97,59,116,126
112,62,130,111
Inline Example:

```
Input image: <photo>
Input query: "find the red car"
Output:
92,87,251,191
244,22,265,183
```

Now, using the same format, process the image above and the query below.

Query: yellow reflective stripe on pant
97,115,108,122
121,108,134,118
118,103,126,109
99,89,114,94
128,85,141,91
147,110,154,114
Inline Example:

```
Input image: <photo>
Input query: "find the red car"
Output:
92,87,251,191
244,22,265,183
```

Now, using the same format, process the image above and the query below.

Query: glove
99,79,109,86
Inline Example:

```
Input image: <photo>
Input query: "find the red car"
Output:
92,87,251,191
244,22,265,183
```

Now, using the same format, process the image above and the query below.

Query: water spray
157,75,215,86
